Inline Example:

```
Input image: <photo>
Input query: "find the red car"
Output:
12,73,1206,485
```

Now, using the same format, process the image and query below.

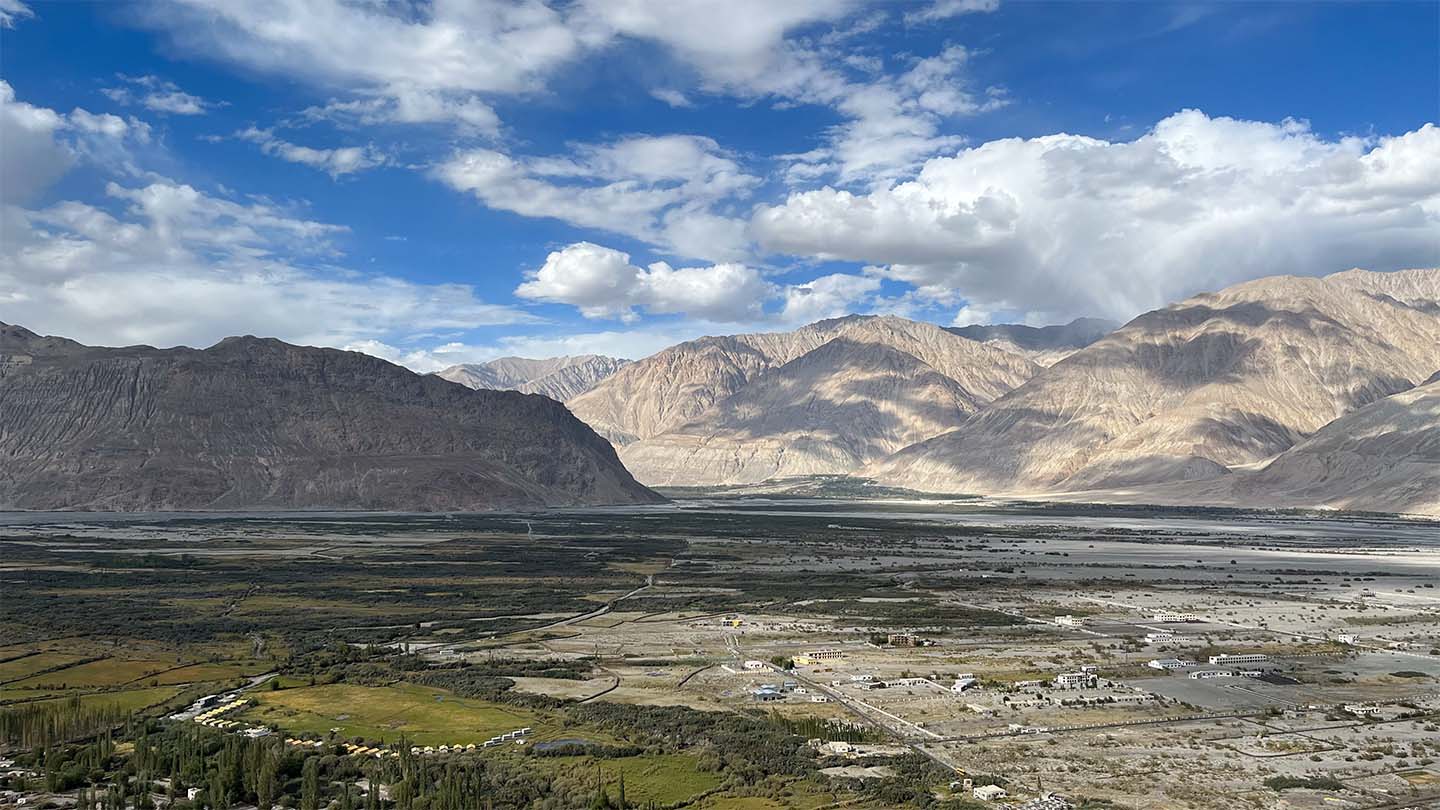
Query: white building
1335,634,1358,645
952,674,979,693
1053,672,1095,690
1054,615,1085,627
1147,658,1191,670
1208,653,1267,666
1151,612,1199,623
1189,670,1235,679
973,784,1008,801
743,660,767,671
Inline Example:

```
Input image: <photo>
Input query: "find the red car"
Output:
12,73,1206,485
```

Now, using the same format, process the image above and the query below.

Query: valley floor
3,500,1439,809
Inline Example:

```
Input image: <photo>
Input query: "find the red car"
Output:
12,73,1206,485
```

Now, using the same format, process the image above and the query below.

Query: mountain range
0,324,658,511
4,268,1435,516
436,354,629,401
561,268,1438,515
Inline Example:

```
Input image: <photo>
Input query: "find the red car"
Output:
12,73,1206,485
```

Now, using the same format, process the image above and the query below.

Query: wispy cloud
102,74,220,115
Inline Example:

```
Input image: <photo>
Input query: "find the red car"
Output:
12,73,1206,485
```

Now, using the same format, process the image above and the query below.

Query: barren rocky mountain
566,316,871,446
567,315,1038,448
592,316,1039,485
1104,378,1440,516
0,324,660,511
436,354,628,401
866,268,1440,500
947,317,1118,366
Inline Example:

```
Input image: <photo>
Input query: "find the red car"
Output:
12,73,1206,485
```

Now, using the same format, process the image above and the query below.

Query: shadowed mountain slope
946,317,1118,366
0,324,660,511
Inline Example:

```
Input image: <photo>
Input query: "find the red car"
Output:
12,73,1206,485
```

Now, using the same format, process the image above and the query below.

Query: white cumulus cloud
435,134,757,262
515,241,772,323
0,177,530,351
1,80,150,205
752,110,1440,322
779,273,882,324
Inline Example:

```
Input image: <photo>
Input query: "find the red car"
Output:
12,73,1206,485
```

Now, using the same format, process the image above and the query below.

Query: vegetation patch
1264,775,1345,791
9,658,174,689
241,682,555,746
0,652,91,683
148,661,267,686
587,753,723,806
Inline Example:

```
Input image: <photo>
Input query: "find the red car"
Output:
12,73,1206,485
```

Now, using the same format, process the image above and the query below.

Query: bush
1264,775,1344,791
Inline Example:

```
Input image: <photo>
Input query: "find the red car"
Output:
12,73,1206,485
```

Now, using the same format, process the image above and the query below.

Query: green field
0,652,90,683
150,661,266,686
697,785,843,810
8,658,173,688
597,754,724,806
5,686,185,712
0,687,63,704
240,683,560,746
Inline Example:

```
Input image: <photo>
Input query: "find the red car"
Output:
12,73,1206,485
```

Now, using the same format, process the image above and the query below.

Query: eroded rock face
0,324,661,511
569,315,1040,485
866,268,1440,500
436,355,629,401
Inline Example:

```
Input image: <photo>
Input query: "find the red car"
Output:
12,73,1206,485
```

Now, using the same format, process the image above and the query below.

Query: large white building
794,649,844,665
1053,672,1096,689
1147,658,1192,670
1151,612,1200,623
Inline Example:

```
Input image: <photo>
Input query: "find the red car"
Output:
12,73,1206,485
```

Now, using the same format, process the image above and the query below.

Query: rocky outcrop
0,324,661,511
866,268,1440,499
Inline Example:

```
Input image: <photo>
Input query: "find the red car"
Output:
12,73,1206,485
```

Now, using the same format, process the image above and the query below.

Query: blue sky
1,0,1436,369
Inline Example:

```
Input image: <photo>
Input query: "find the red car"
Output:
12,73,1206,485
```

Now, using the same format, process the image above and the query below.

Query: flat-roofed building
1208,653,1267,666
794,649,844,665
973,784,1008,801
